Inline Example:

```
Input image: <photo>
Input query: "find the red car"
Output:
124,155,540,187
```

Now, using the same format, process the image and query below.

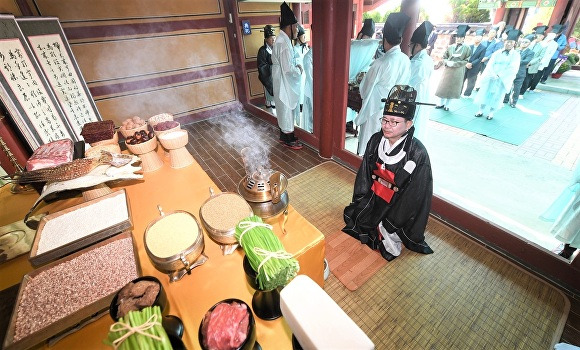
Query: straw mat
288,161,570,349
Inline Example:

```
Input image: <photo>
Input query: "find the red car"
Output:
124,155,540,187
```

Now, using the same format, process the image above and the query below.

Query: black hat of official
506,29,522,41
503,25,514,33
551,24,565,34
263,25,275,39
280,1,297,27
360,18,375,38
533,25,548,35
382,85,418,120
410,21,434,47
297,24,305,37
383,12,410,44
524,34,536,41
475,28,486,36
455,24,470,38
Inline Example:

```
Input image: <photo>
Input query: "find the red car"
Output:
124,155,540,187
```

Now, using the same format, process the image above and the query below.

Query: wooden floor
182,112,325,193
182,112,580,347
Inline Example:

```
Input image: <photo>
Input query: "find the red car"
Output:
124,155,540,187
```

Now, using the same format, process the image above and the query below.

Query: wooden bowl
148,113,174,127
125,135,158,155
158,130,188,150
119,123,149,139
153,121,181,139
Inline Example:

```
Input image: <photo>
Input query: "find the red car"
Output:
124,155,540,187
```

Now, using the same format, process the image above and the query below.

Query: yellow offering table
0,152,325,349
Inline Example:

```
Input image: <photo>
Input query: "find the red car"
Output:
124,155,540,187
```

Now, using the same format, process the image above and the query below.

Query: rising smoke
208,102,272,177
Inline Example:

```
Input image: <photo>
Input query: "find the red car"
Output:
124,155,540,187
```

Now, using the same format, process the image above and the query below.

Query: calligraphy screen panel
0,15,75,150
17,17,102,140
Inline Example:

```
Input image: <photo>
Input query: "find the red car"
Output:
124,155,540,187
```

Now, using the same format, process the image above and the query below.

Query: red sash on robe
371,162,396,203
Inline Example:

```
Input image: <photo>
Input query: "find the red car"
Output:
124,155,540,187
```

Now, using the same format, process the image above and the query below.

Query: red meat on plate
204,302,249,350
26,139,74,171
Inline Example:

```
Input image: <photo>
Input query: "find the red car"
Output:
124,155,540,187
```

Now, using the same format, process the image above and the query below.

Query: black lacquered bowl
109,276,185,348
198,298,257,350
243,256,282,320
109,275,168,321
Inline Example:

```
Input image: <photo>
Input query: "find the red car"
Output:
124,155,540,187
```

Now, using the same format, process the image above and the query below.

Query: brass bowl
237,171,288,203
245,191,289,219
199,189,253,246
144,207,206,282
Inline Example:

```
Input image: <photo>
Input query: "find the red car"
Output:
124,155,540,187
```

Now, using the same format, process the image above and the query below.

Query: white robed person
355,12,411,155
302,47,313,133
272,2,303,150
346,18,380,134
474,29,521,120
409,21,434,143
293,24,309,127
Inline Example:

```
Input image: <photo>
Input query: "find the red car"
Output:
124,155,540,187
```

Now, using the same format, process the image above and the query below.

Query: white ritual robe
409,49,434,143
355,45,410,155
293,43,309,126
272,30,302,133
302,48,313,133
347,39,381,123
474,49,520,110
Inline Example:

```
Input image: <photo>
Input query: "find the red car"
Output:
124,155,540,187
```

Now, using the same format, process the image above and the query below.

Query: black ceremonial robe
257,44,274,96
343,128,433,254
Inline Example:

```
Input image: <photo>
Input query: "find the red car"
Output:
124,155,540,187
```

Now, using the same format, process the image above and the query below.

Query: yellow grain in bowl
201,193,252,232
146,212,199,258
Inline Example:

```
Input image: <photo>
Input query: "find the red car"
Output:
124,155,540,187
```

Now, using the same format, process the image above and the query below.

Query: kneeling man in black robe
343,85,434,261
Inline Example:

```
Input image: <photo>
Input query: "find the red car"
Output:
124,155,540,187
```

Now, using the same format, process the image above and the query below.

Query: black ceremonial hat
297,24,305,37
551,24,565,33
455,24,470,38
533,25,548,35
280,1,297,27
410,21,434,47
503,25,514,33
360,18,375,38
523,34,536,41
263,25,275,39
475,28,486,36
383,12,410,43
382,85,418,120
506,29,521,41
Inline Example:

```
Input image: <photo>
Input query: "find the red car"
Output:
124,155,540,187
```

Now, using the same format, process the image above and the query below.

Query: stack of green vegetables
105,306,172,350
235,215,299,290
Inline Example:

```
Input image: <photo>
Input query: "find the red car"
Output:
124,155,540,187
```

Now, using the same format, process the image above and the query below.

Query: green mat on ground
430,92,568,145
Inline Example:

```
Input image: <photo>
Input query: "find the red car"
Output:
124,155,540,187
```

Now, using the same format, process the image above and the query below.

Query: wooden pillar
354,0,364,38
548,0,570,27
401,0,419,56
313,0,352,158
493,5,507,24
223,0,249,105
